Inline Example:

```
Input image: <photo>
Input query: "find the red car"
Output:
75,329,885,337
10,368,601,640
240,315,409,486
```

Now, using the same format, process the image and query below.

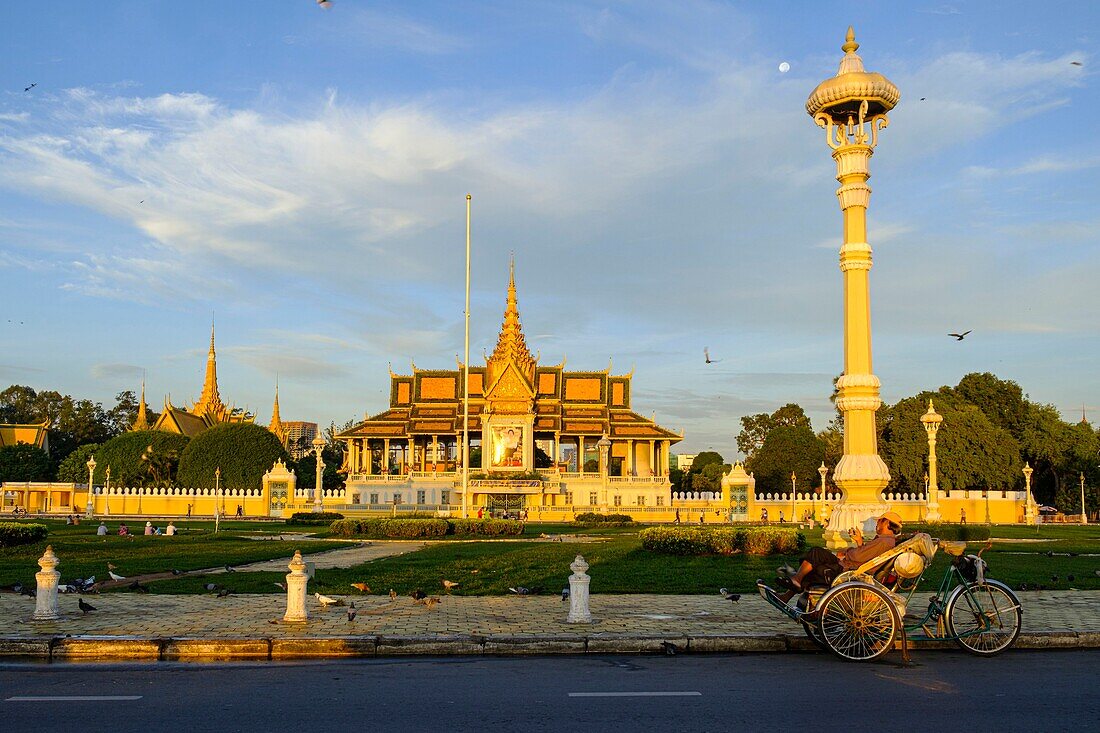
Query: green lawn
0,519,332,588
4,520,1099,597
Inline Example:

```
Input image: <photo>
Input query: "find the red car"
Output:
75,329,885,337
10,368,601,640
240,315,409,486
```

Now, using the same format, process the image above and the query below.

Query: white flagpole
462,194,472,519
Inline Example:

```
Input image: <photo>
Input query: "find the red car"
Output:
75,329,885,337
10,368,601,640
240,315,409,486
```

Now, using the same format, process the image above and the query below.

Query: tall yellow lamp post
808,27,899,549
920,400,943,521
1022,463,1036,525
816,462,827,526
1081,472,1088,525
85,455,96,518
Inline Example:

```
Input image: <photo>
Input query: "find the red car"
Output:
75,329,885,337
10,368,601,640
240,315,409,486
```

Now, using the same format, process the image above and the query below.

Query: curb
0,631,1096,661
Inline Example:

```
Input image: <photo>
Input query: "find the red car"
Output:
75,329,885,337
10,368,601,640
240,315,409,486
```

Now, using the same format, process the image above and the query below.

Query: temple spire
193,318,226,418
488,257,536,375
131,373,150,431
268,378,287,445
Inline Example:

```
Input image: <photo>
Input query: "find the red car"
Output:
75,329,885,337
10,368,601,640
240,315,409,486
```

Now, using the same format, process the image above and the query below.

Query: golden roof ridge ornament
193,318,227,418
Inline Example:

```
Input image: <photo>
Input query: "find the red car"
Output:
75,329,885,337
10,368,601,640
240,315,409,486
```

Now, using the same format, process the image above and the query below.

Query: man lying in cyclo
775,511,903,603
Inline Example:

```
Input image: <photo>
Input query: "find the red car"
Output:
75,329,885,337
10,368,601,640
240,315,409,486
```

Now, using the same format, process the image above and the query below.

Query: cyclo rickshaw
757,532,1023,661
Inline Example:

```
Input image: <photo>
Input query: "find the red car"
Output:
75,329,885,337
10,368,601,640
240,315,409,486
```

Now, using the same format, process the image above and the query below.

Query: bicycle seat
939,540,967,556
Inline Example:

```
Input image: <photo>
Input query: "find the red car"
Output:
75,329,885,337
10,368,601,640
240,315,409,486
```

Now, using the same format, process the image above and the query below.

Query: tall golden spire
487,256,537,381
193,318,227,418
131,374,150,431
268,379,287,445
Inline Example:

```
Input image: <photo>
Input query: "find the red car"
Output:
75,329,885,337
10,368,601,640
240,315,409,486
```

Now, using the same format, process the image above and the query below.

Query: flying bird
79,598,96,615
23,82,36,92
948,330,971,341
920,97,926,101
273,582,287,591
315,592,344,607
704,347,721,364
351,582,370,592
1070,61,1083,66
316,0,333,7
108,571,126,582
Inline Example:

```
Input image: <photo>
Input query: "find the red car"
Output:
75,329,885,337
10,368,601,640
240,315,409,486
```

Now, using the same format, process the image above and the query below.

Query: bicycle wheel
945,580,1022,656
817,583,899,662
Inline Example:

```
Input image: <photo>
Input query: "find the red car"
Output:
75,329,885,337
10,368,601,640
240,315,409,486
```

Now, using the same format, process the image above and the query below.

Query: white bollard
566,554,592,624
283,550,309,623
33,545,62,621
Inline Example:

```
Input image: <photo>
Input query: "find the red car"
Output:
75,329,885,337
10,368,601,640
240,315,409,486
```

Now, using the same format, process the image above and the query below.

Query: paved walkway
1,590,1097,660
238,541,426,571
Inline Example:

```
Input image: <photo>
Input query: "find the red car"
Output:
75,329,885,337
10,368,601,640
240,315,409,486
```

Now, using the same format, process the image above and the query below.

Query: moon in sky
778,62,791,73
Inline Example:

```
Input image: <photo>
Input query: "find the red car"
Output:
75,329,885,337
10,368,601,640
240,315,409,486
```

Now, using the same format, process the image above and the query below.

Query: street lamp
313,433,326,513
790,471,797,524
214,467,221,534
808,27,898,548
104,466,111,517
85,455,96,518
1081,472,1088,525
817,462,827,526
597,434,612,509
461,193,472,520
1022,463,1036,525
920,400,943,521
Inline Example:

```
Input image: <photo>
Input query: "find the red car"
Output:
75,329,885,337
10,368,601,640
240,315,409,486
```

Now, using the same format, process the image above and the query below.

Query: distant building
282,421,319,459
676,454,697,471
0,420,49,454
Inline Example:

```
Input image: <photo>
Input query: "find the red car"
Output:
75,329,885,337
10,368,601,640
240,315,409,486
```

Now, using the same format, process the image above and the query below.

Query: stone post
566,554,592,624
283,550,309,622
34,545,61,621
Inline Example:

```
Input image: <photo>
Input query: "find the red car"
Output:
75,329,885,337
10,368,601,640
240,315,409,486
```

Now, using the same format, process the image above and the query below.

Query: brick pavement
1,589,1097,659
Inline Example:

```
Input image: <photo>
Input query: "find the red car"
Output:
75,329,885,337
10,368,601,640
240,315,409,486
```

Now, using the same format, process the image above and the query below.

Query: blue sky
0,1,1097,457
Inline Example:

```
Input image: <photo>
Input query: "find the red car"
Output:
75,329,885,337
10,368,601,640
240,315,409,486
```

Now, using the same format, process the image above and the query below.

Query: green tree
176,423,290,491
55,443,101,483
879,392,1020,494
294,444,346,492
955,372,1030,440
93,431,190,486
736,403,812,457
746,425,825,494
0,443,52,482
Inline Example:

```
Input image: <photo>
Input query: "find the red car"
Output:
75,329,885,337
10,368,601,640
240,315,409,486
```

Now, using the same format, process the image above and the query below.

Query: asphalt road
2,651,1097,733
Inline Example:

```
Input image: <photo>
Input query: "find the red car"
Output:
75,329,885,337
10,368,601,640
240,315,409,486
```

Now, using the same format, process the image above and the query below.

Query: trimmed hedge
329,517,524,538
450,518,524,536
176,423,290,491
574,512,635,526
904,523,991,542
0,522,49,548
286,511,345,526
640,526,805,556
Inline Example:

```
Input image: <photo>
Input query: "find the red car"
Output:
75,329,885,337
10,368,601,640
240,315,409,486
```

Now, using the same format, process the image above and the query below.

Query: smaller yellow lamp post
920,400,943,521
85,455,96,518
597,434,612,509
816,462,827,525
313,434,327,513
1081,472,1088,525
1022,463,1036,525
104,465,111,517
790,471,797,524
214,467,222,534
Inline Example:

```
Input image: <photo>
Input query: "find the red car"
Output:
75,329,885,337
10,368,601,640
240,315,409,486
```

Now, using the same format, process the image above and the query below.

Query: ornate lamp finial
842,26,858,54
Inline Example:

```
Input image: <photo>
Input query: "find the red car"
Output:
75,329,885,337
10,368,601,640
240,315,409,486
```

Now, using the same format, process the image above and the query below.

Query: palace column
662,440,670,475
408,437,415,472
383,438,390,473
807,27,900,549
648,440,655,476
626,440,635,477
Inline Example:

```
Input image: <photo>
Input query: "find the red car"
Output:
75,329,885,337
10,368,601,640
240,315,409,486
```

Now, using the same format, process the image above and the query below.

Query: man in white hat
778,511,903,599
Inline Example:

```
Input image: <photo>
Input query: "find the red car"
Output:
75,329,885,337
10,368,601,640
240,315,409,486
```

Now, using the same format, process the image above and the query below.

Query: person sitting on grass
777,511,903,601
165,522,176,536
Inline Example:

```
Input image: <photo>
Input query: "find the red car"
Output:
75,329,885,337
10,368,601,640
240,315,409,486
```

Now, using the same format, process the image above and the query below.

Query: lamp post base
823,500,888,550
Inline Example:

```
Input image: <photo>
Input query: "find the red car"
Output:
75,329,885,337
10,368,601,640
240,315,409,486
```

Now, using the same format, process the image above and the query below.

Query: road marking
6,696,143,702
568,691,702,697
